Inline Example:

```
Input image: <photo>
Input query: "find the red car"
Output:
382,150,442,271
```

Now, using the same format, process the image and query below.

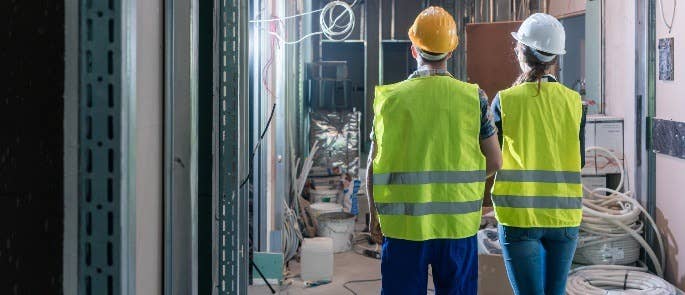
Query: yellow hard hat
408,6,459,54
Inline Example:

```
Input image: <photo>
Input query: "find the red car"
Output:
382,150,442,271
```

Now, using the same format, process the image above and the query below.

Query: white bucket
314,184,337,191
309,202,343,221
316,212,356,253
311,189,339,203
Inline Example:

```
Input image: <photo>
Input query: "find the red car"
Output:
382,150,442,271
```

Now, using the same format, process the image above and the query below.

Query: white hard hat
511,13,566,56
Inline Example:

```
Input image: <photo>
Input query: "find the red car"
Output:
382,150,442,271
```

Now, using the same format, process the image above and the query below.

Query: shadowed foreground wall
0,0,64,293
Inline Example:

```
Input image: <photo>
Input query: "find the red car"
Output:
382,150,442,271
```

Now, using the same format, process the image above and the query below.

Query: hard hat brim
510,32,566,55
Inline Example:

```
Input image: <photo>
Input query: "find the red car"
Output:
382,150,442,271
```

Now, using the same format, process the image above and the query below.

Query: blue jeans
381,236,478,295
498,225,579,295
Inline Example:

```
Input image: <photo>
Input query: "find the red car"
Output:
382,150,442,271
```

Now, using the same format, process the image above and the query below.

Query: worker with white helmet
491,13,587,295
366,6,502,294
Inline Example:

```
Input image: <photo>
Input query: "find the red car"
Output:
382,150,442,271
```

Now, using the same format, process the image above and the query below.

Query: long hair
513,43,558,94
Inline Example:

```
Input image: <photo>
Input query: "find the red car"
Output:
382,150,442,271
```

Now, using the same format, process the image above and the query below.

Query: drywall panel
655,0,685,289
549,0,585,17
603,0,636,191
466,21,522,99
656,155,685,289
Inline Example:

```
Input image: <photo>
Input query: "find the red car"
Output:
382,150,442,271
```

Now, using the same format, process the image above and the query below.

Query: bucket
309,202,343,221
316,212,356,253
314,184,337,191
311,189,339,203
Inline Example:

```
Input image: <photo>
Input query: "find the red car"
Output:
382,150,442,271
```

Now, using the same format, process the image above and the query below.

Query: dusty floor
248,250,436,295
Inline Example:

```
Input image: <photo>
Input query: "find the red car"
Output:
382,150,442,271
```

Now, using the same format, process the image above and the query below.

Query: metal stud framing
217,0,248,293
78,0,121,294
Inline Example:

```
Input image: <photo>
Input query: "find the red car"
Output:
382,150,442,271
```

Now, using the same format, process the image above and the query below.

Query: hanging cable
251,0,357,44
239,103,277,189
343,278,382,295
658,0,677,34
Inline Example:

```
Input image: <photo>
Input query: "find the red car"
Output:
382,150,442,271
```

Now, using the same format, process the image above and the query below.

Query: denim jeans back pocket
502,226,538,242
564,227,580,241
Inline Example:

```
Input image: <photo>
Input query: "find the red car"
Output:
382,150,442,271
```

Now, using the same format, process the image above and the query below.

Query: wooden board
466,21,522,100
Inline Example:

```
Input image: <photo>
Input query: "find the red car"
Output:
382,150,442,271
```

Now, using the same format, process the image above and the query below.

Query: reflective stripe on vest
496,170,581,184
376,200,483,216
493,82,583,228
373,171,486,185
491,195,582,209
373,76,485,241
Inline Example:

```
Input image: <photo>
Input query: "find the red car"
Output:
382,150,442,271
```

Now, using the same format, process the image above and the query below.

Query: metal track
78,0,122,293
217,0,248,293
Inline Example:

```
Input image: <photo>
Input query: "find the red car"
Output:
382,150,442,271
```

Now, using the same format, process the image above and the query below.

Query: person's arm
366,140,383,244
366,141,376,213
481,135,502,178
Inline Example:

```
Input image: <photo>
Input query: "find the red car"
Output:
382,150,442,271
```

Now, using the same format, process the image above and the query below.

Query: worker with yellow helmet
491,13,586,295
366,6,502,294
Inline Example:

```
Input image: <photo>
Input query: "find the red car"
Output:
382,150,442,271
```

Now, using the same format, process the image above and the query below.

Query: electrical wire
576,146,666,277
566,265,677,295
658,0,677,34
343,278,381,295
251,0,358,44
239,103,277,189
282,199,303,264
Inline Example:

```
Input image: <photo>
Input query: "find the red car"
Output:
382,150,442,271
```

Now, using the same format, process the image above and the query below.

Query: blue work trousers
380,236,478,295
498,225,579,295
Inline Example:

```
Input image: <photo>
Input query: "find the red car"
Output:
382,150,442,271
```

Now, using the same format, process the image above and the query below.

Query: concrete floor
248,250,437,295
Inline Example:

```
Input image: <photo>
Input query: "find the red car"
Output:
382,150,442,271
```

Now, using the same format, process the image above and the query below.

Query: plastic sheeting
309,110,361,177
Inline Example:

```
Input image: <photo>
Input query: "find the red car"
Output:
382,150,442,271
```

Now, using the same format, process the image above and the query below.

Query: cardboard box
584,115,624,175
582,121,597,175
593,118,624,174
478,254,514,294
582,176,607,197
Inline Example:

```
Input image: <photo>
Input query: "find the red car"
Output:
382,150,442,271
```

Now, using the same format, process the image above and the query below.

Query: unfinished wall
603,1,636,191
549,0,585,17
603,0,685,289
654,0,685,289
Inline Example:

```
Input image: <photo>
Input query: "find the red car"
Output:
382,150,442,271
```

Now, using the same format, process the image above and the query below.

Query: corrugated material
309,111,361,176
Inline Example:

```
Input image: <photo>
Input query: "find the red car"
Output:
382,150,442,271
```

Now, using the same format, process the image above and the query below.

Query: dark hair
514,43,557,94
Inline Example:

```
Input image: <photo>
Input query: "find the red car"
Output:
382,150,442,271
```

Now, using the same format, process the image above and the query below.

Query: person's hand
369,210,383,245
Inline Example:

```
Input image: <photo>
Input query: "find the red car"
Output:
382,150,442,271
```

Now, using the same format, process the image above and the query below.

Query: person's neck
417,63,447,71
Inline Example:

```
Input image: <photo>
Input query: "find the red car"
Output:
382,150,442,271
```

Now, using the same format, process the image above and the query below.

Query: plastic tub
316,212,356,253
310,189,339,203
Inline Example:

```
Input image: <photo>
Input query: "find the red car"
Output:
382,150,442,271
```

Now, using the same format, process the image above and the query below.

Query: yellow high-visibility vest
493,82,583,228
373,76,486,241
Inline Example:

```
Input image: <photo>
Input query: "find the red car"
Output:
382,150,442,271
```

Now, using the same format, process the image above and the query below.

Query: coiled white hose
251,1,357,45
566,265,677,295
567,146,677,294
577,146,666,277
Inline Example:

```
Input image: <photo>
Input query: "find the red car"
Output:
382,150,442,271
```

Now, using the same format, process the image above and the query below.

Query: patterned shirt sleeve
492,92,503,145
479,89,497,139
